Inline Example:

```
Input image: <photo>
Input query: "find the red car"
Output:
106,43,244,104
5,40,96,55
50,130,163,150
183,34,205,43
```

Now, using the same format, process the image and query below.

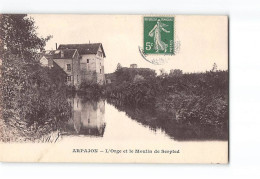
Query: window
67,64,71,71
77,75,79,82
67,76,71,82
87,59,89,63
100,69,102,74
98,51,102,57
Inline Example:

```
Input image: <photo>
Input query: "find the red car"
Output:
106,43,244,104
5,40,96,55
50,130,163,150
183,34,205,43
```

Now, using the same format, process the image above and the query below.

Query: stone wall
80,53,105,84
72,52,81,88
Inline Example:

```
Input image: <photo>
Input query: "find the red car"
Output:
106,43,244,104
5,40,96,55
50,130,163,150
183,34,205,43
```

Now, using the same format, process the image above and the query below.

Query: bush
1,54,71,141
114,67,156,84
78,81,104,98
106,79,158,106
106,70,228,129
106,70,228,140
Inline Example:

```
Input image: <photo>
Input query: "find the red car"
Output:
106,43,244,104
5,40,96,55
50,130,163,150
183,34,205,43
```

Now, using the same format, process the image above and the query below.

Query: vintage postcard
0,14,229,163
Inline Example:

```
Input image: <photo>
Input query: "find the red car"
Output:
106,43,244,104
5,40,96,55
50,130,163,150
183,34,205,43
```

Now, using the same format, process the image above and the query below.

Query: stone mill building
39,43,106,88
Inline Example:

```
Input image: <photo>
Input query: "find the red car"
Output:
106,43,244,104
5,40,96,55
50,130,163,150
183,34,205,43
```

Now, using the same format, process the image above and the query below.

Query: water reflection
107,99,228,141
60,95,227,141
62,95,106,137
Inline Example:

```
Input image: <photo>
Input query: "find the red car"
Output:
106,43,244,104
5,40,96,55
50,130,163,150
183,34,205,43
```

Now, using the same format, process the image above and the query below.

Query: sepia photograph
0,14,228,163
2,0,260,178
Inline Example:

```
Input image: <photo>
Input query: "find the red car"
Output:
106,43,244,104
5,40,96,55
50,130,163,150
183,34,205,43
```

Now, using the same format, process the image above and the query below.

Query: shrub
114,67,156,84
78,81,104,98
1,55,71,141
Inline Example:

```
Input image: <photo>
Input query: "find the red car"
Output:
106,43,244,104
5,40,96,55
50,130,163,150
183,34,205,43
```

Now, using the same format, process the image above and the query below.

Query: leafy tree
169,69,183,77
0,15,71,142
0,14,52,112
116,63,122,71
0,14,52,61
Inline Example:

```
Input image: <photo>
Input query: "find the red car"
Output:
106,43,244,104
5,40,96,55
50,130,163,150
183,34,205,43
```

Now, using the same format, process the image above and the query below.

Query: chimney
61,50,64,58
55,43,58,50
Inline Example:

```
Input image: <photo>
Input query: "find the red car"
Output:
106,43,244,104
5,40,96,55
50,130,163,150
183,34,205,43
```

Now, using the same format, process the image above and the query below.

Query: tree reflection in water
107,98,228,141
58,95,227,141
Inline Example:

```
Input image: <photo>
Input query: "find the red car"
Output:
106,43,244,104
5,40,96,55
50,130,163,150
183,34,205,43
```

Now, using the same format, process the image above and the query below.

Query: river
0,95,228,163
57,94,228,142
60,95,174,143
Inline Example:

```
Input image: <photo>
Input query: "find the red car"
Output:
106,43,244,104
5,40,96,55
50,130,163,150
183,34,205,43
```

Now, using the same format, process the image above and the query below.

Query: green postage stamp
143,17,174,55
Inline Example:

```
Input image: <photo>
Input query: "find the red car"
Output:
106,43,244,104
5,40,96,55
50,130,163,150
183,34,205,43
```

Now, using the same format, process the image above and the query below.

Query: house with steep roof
39,43,106,87
39,48,81,87
58,43,106,85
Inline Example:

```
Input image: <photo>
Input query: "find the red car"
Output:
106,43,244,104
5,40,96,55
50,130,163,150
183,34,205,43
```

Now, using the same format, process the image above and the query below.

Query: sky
30,15,228,74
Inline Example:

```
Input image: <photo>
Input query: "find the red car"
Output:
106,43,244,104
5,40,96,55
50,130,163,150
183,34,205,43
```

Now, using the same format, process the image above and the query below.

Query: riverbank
1,65,228,142
105,69,229,140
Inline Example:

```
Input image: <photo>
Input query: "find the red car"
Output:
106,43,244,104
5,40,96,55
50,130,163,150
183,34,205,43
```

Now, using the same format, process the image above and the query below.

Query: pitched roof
40,49,78,59
58,43,106,57
52,61,68,76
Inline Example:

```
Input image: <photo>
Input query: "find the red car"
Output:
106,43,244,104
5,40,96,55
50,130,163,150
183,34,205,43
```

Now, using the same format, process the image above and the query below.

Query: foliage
108,96,228,141
106,79,158,106
169,69,183,77
0,14,71,142
106,70,229,140
1,54,71,141
156,70,228,125
116,63,122,71
0,14,52,60
114,67,156,84
78,81,104,98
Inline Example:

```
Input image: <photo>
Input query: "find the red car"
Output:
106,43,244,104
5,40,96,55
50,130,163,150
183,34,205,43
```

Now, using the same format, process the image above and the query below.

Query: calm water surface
57,94,228,143
60,95,173,142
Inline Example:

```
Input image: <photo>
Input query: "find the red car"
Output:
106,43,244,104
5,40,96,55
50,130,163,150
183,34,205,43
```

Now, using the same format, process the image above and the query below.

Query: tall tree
0,14,52,129
0,14,52,61
116,63,122,71
0,15,71,142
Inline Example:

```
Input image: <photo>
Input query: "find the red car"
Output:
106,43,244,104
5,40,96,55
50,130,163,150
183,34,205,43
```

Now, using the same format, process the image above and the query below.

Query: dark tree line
106,65,228,140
